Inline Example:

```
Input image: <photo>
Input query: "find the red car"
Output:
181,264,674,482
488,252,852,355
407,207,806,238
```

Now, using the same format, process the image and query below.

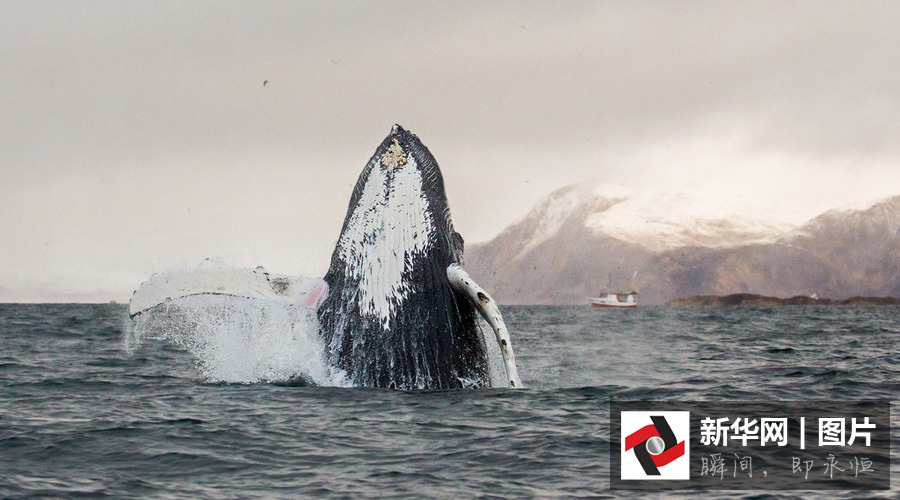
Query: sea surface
1,303,896,499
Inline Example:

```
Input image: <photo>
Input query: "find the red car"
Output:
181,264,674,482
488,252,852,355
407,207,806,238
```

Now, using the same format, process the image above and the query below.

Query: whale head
318,125,489,389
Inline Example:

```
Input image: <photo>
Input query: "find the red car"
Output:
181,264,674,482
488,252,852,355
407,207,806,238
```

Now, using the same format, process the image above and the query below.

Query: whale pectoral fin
447,264,522,388
129,260,327,317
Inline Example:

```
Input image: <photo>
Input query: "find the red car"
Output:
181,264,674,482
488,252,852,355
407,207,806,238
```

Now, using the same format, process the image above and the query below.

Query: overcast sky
2,1,899,301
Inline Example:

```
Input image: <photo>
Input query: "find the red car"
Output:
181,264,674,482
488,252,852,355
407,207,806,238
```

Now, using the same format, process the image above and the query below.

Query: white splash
125,295,350,386
124,293,510,387
336,155,435,329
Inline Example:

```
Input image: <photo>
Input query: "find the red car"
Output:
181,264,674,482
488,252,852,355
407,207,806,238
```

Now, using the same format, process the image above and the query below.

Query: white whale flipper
446,264,522,388
129,260,328,317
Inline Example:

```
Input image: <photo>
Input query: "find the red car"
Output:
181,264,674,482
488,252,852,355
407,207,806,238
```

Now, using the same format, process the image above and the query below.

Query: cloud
1,1,899,300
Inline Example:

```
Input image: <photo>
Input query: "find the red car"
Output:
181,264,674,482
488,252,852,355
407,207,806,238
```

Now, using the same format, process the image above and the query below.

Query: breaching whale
129,125,520,389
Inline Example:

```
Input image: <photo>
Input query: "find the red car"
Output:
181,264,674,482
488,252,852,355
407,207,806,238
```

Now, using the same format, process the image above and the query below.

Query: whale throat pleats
319,126,488,389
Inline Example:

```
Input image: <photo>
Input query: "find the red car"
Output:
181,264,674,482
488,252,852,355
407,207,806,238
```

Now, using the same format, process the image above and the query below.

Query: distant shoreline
668,293,900,306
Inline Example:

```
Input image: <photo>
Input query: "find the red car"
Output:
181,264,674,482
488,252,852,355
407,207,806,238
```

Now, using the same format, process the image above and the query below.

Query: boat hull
589,292,637,308
590,301,636,308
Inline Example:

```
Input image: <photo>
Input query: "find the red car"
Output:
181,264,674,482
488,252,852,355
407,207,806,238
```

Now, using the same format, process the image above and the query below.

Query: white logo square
621,411,690,480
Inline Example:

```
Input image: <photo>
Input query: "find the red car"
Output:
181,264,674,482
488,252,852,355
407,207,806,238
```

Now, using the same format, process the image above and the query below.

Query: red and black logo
624,415,686,475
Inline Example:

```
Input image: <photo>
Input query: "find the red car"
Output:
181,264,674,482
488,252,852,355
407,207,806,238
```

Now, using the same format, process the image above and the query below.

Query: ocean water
0,303,896,499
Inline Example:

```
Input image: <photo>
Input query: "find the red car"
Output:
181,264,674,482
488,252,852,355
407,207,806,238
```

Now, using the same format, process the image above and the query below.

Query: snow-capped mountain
465,184,900,305
513,184,799,255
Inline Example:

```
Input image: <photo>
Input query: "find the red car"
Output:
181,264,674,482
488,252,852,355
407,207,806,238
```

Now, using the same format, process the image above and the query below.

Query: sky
2,1,899,302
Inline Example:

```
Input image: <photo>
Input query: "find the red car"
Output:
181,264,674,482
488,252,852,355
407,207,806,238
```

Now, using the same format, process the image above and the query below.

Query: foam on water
126,296,350,386
125,295,511,388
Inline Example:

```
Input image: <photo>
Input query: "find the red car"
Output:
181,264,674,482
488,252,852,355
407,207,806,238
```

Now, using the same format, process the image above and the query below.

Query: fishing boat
589,289,637,308
589,274,637,307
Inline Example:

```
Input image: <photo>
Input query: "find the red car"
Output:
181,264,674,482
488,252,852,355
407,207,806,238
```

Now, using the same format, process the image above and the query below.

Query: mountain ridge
466,185,900,305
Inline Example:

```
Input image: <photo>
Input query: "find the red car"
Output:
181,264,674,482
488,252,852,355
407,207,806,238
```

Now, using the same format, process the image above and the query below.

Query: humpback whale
129,125,520,389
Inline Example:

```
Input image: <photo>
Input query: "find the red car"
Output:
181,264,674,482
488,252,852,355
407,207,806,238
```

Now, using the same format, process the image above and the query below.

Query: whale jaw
319,125,488,389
